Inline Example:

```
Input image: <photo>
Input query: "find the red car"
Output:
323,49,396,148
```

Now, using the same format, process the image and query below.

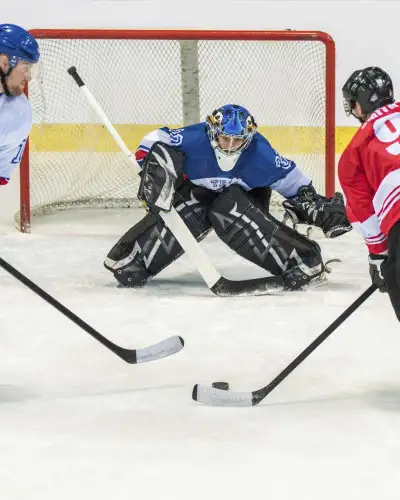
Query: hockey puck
212,381,230,391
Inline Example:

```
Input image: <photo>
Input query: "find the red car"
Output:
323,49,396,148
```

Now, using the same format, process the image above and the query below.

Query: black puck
212,381,230,391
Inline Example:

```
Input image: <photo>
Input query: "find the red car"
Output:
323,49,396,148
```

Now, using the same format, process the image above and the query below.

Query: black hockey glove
368,253,388,293
138,142,186,213
282,185,352,238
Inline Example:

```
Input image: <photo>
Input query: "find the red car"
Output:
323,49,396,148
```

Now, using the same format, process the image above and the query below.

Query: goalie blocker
104,142,325,289
137,142,186,212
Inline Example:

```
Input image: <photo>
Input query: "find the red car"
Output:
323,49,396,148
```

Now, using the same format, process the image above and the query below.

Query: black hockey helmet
342,66,394,122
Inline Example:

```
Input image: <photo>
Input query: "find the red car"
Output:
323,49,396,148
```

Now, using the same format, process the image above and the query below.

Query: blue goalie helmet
206,104,257,155
0,24,40,67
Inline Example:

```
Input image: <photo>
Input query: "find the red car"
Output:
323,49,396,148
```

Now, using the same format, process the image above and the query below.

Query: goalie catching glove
282,184,352,238
138,142,186,212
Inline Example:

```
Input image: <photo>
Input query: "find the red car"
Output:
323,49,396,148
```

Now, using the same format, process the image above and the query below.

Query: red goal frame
20,29,335,233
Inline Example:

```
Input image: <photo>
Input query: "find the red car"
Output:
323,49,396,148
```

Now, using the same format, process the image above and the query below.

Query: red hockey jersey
339,102,400,254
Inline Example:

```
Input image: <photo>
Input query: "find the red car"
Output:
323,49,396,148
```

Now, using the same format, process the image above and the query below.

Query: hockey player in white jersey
0,24,40,186
105,104,351,290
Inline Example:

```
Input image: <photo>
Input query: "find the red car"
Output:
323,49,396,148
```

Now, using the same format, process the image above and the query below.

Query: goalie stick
192,284,377,406
0,256,184,364
67,66,284,297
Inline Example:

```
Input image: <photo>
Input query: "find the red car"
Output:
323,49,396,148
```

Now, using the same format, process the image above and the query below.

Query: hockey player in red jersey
339,66,400,320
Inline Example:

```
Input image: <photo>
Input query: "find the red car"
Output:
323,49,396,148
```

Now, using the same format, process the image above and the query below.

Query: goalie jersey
135,123,311,199
0,92,32,185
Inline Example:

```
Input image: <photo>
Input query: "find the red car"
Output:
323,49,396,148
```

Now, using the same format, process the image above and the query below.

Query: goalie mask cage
18,29,335,233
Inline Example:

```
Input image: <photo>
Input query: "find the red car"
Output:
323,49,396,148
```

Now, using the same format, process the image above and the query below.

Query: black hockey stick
67,65,284,297
193,284,377,406
0,257,184,363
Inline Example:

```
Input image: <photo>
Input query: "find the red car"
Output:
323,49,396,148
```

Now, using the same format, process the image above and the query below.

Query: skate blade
299,272,328,291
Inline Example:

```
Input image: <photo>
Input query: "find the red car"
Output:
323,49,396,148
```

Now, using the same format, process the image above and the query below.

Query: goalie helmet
206,104,257,155
342,66,394,123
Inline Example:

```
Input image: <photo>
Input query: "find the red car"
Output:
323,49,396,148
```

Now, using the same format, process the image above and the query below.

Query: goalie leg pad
208,185,324,287
247,186,272,212
104,183,215,287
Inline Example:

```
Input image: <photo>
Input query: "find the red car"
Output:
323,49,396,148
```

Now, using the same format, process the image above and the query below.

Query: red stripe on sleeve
135,149,149,162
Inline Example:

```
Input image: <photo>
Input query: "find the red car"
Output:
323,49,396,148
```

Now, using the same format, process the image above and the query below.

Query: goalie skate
300,257,342,290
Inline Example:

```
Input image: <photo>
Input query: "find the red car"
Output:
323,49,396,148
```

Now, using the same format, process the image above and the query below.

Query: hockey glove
138,142,186,213
368,252,388,293
282,185,352,238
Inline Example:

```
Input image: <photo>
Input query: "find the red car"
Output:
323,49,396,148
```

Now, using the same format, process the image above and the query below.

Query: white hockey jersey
0,92,32,185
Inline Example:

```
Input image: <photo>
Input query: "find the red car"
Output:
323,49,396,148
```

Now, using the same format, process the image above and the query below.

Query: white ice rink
1,208,400,500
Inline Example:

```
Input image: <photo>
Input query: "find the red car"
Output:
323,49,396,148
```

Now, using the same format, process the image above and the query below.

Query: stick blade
120,335,184,364
192,384,254,407
136,335,184,363
210,276,283,297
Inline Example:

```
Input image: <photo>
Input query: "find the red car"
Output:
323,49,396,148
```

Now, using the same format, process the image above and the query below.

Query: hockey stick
0,256,184,363
192,284,377,406
67,66,283,297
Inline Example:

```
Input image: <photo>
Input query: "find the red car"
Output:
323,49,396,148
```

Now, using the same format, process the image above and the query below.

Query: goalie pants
104,183,323,287
382,222,400,321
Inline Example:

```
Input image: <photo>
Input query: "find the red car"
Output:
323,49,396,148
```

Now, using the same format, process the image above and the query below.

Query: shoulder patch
170,128,184,146
275,155,292,169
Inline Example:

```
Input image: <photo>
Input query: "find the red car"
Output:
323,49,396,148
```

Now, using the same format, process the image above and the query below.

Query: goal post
18,29,335,233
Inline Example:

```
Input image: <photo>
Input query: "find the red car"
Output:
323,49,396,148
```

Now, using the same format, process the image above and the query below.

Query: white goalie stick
0,256,184,364
67,66,284,297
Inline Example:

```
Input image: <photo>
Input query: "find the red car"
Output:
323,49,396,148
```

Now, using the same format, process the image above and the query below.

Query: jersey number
373,112,400,155
11,138,27,164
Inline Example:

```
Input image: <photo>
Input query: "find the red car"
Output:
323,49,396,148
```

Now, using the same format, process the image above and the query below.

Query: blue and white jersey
0,93,32,185
135,123,311,199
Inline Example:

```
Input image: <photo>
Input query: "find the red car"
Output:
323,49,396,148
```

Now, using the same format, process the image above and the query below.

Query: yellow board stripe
29,124,358,154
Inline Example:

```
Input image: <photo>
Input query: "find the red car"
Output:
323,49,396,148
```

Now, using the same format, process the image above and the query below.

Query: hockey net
18,30,335,232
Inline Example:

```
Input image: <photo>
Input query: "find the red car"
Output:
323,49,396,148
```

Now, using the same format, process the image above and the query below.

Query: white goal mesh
18,30,335,232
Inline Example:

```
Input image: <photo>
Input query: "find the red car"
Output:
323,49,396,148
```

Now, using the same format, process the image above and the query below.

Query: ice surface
1,208,400,500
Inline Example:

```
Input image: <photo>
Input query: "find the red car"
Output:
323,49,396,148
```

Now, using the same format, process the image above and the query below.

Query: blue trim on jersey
136,123,311,197
166,123,298,190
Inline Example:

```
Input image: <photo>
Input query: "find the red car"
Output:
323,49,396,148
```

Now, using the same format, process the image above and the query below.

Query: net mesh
19,34,329,227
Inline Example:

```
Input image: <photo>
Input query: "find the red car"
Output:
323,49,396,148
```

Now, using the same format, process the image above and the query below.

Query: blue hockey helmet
206,104,257,154
0,24,40,67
